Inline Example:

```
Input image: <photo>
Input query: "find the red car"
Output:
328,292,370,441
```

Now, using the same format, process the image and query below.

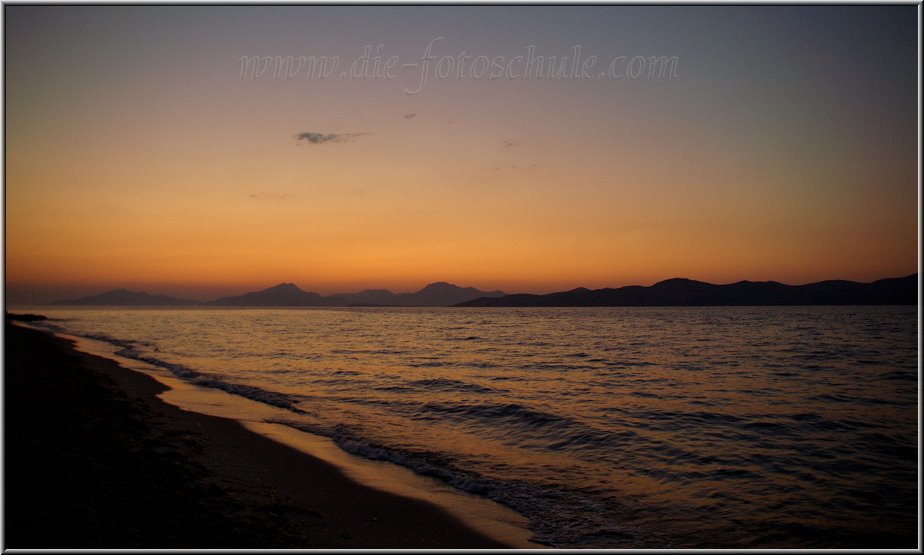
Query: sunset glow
4,6,918,303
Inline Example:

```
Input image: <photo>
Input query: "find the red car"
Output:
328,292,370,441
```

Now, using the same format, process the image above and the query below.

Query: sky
3,5,919,303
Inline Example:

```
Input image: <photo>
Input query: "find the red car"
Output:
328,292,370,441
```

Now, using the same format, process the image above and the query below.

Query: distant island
51,289,201,307
53,282,506,308
50,275,917,308
456,274,918,307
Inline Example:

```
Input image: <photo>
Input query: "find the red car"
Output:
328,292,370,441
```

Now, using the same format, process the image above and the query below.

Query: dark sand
3,321,515,549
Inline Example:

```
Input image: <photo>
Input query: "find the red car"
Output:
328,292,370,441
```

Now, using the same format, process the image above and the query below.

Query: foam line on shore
47,327,541,549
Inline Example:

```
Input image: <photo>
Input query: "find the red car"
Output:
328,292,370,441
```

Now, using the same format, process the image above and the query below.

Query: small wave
407,360,448,368
416,401,565,427
743,421,792,432
635,409,744,427
881,370,916,381
521,361,597,372
463,361,499,369
808,392,903,407
410,378,495,394
71,332,306,414
271,418,633,548
330,348,409,355
24,320,67,334
81,332,139,351
605,360,657,368
413,401,642,454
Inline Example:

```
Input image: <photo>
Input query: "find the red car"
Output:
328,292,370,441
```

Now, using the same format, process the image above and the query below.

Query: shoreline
3,321,533,549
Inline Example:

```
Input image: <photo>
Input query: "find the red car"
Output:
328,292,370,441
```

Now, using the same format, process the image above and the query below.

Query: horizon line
14,271,919,305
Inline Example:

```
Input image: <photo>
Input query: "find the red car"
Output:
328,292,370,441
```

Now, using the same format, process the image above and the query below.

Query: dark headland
49,275,917,308
53,282,506,307
456,274,918,307
3,318,513,548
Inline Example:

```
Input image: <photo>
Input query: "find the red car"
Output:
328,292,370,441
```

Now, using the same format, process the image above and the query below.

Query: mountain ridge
54,282,507,307
51,275,918,307
51,288,201,307
455,274,918,307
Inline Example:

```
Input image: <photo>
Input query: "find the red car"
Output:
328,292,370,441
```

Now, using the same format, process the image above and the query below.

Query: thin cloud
295,131,367,145
249,191,290,200
403,113,417,120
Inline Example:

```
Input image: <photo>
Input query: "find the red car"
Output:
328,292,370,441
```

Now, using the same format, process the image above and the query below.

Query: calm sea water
25,306,918,548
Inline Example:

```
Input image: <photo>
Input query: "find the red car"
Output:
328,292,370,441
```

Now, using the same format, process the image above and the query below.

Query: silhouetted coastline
52,282,506,307
47,274,917,308
457,274,918,307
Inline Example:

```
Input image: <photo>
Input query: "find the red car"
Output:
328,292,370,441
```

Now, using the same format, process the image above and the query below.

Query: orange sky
4,6,919,303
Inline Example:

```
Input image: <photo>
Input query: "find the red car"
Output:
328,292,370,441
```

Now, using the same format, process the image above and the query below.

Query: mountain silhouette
49,276,915,307
204,283,327,307
389,282,506,307
89,281,508,307
327,289,397,306
210,281,506,307
52,289,201,306
456,274,918,307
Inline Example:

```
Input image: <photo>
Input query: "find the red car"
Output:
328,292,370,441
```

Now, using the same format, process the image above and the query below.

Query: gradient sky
4,6,919,303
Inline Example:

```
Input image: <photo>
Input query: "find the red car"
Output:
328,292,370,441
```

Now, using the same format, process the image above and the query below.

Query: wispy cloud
249,191,290,200
403,113,417,119
295,131,367,145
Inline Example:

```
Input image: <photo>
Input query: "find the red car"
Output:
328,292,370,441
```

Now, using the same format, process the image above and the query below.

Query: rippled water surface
27,306,918,548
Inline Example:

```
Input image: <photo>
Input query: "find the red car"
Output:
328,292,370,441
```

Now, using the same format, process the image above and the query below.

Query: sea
19,305,919,548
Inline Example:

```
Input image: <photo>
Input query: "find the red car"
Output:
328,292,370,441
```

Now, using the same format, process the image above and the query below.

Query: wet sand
3,321,515,549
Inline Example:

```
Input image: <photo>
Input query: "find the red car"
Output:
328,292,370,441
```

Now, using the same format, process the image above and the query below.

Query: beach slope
3,322,511,549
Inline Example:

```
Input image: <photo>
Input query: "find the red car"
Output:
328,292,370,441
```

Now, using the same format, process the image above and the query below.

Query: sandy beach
3,319,515,549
